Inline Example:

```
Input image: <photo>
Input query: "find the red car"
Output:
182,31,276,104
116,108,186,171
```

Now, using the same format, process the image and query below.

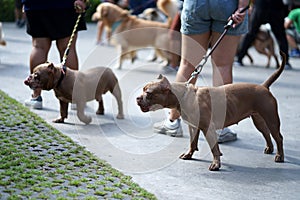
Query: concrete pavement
1,22,300,200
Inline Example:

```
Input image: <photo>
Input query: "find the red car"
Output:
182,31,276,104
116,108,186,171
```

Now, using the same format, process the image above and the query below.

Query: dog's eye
34,73,40,80
146,92,153,99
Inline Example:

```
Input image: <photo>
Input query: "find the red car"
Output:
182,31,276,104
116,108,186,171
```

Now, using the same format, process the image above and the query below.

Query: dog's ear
92,12,100,21
100,6,109,18
157,74,163,79
160,76,171,92
47,62,56,74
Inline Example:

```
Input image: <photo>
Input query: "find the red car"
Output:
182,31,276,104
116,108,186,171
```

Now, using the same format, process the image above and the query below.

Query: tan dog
239,29,280,68
24,62,124,124
92,1,178,69
0,22,7,46
137,52,286,171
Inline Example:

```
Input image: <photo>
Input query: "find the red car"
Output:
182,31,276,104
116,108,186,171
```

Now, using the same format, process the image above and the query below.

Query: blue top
128,0,157,15
22,0,75,11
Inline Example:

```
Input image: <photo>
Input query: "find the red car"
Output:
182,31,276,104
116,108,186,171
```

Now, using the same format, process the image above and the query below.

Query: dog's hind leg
96,95,104,115
251,113,274,154
256,101,284,162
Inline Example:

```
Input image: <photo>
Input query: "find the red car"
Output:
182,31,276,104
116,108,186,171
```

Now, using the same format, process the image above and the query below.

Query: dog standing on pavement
239,28,280,68
91,0,178,69
24,62,124,124
0,22,7,46
137,52,286,171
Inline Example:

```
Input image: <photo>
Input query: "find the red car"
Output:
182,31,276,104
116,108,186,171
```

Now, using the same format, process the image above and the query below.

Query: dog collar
56,65,67,88
111,20,122,33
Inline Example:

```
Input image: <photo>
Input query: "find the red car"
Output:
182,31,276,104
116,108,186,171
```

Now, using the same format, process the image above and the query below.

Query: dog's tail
157,0,178,27
262,51,286,89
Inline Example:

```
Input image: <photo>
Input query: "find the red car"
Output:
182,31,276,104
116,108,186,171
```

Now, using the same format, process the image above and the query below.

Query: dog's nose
24,75,32,86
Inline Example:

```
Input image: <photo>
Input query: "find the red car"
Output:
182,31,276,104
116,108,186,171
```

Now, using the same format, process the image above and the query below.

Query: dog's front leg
76,102,92,125
203,126,223,171
180,126,200,160
53,100,68,123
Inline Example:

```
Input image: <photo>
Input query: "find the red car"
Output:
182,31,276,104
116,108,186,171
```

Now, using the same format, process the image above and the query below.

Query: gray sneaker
217,127,237,143
24,96,43,109
153,118,183,137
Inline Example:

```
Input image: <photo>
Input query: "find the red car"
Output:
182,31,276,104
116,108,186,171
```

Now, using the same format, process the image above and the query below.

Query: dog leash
185,5,249,85
61,13,82,67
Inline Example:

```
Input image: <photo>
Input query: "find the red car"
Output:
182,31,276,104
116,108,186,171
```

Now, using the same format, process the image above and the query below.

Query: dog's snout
24,75,32,86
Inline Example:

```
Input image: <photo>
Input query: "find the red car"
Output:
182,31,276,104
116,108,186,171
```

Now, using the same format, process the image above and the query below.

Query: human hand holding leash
228,5,250,28
74,0,89,13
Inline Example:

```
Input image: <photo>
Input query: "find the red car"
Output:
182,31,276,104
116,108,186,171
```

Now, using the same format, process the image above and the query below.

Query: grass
0,90,156,199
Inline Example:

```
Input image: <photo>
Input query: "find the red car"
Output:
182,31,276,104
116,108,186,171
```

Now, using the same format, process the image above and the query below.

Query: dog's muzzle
136,96,150,112
24,75,32,86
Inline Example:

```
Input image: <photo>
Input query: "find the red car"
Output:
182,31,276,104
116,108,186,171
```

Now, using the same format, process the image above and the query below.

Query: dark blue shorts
181,0,248,35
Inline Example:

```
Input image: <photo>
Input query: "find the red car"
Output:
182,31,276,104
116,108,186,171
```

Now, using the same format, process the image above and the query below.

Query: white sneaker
217,127,237,143
153,118,183,137
24,96,43,109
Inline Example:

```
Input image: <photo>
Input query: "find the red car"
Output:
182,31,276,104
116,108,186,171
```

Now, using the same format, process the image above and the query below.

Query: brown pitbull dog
24,62,124,124
137,52,286,171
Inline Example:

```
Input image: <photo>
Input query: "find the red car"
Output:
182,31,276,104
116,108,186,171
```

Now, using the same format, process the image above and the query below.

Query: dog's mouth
24,76,41,90
136,96,150,112
137,99,163,113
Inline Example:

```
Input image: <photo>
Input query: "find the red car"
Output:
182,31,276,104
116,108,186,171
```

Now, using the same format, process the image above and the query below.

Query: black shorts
26,9,87,40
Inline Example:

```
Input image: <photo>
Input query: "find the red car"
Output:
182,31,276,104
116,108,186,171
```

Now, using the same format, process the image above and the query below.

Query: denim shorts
181,0,248,35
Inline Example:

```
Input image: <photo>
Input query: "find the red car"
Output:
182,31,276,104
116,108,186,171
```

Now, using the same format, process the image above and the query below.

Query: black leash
185,5,250,85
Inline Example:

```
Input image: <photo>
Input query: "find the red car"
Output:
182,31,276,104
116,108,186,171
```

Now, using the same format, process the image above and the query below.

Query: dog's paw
264,146,274,154
209,160,221,171
275,154,284,163
82,116,92,125
179,152,193,160
116,113,124,119
53,118,65,123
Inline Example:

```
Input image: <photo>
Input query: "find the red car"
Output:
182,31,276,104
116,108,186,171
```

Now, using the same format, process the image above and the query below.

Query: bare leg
56,34,79,70
210,33,241,86
169,33,210,120
30,37,52,98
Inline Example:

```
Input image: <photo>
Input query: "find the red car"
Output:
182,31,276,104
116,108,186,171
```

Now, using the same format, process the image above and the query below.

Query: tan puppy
92,1,178,69
239,29,279,68
24,62,124,124
137,52,286,171
0,22,7,46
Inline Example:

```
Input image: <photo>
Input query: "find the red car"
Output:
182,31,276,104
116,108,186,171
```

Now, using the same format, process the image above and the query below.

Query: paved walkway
1,22,300,200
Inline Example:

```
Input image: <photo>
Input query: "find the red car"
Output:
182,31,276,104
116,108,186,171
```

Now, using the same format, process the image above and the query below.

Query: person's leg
154,32,210,137
286,34,298,49
211,33,241,86
25,37,51,109
169,33,210,119
269,9,291,67
236,8,262,64
56,34,79,70
210,32,241,142
30,37,52,97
